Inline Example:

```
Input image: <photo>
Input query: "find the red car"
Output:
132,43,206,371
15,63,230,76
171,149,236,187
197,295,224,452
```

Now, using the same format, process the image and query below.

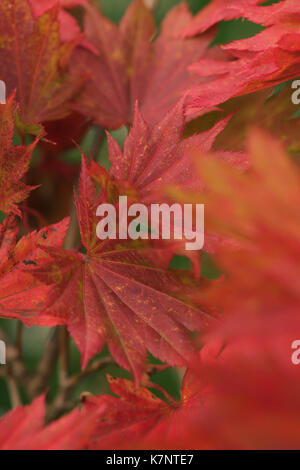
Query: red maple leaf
81,370,207,450
89,101,246,272
0,217,69,324
69,0,218,129
82,307,300,450
91,101,238,204
183,0,300,118
180,0,268,38
23,157,216,384
0,395,104,450
0,96,37,215
190,309,300,450
0,0,84,127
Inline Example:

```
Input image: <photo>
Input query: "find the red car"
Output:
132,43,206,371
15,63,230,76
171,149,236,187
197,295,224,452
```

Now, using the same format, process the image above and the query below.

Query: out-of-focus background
0,0,274,417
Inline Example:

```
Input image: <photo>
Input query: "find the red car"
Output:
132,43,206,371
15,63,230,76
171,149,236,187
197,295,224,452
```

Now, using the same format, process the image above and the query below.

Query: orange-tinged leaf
0,96,37,215
176,128,300,314
192,310,300,450
187,86,300,153
0,0,83,127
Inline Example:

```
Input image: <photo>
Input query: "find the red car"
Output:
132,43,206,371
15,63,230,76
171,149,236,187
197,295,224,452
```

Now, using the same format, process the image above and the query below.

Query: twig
7,377,21,408
0,328,32,388
27,328,60,398
66,356,113,388
1,125,108,416
143,0,158,9
46,356,114,422
59,326,70,386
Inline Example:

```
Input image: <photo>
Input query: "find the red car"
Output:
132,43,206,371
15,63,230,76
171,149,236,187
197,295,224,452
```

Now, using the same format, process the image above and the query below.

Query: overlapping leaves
70,0,218,128
183,0,300,118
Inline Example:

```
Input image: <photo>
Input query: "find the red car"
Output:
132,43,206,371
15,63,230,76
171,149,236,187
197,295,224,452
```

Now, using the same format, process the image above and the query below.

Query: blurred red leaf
175,128,300,314
186,86,300,153
82,370,206,450
70,0,217,128
0,395,104,450
82,308,300,450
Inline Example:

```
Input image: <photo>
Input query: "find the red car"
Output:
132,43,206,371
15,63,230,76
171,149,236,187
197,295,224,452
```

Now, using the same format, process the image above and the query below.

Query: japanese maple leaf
27,157,216,385
0,96,37,215
174,128,300,314
82,370,207,450
187,85,300,153
29,0,89,43
91,101,240,203
181,0,300,53
83,309,300,450
189,309,300,450
180,0,269,38
0,217,69,324
0,0,83,127
89,101,246,267
217,0,300,60
184,0,300,117
70,0,218,129
0,395,104,450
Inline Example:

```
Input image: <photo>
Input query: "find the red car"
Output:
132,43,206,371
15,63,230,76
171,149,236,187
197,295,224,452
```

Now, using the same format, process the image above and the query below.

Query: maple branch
143,0,158,8
27,328,60,398
46,356,114,422
29,126,106,419
6,377,21,408
66,356,114,387
59,325,70,384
